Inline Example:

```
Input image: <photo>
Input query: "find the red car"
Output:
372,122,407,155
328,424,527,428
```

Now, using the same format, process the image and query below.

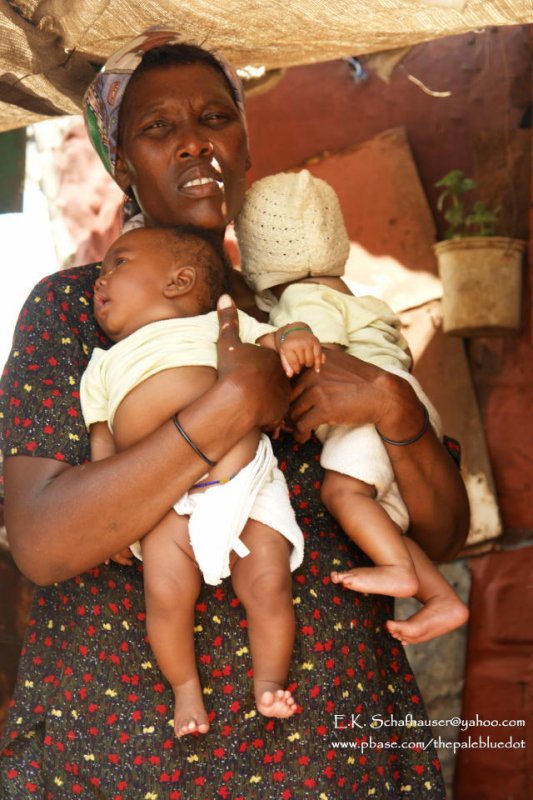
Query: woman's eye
203,111,234,125
143,120,168,133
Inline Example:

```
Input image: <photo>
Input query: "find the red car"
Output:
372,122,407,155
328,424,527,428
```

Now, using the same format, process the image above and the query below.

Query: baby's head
95,225,233,341
235,169,350,300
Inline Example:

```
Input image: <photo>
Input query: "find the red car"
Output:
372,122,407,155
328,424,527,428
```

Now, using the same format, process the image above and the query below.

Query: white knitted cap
235,169,350,293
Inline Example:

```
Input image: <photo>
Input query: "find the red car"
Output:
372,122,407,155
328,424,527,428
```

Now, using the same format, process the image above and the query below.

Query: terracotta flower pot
433,236,526,336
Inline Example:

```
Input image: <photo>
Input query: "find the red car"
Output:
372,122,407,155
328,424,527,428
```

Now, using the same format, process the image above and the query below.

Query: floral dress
0,266,445,799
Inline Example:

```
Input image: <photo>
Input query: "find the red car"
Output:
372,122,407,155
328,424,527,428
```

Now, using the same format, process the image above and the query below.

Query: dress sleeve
0,267,104,498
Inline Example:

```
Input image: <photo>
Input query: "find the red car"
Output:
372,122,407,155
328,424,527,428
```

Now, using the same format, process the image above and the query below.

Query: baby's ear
163,265,196,298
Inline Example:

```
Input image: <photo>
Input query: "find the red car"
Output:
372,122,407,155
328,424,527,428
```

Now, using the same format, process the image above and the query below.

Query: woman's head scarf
83,27,248,183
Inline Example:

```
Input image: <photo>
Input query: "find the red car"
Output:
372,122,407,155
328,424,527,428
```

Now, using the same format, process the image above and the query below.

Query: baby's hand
276,323,325,378
106,547,135,567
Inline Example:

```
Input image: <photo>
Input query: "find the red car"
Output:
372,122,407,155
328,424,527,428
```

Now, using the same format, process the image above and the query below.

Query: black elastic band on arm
172,415,218,468
376,405,430,446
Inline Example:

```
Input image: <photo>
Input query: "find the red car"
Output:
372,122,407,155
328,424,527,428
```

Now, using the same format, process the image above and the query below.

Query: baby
80,224,323,736
235,169,468,645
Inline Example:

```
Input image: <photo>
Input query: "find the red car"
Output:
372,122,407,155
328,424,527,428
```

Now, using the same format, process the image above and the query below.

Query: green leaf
465,201,500,236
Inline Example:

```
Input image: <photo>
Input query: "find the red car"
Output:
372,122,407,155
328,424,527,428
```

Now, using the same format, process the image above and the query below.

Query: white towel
131,434,304,585
316,367,442,531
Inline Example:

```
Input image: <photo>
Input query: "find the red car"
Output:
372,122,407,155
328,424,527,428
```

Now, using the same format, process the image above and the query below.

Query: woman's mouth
182,176,224,191
178,161,225,197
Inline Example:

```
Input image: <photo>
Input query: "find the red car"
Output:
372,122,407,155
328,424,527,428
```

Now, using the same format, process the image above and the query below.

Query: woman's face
115,62,249,230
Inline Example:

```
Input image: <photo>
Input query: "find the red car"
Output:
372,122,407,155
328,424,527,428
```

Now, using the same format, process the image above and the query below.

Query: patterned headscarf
83,27,248,182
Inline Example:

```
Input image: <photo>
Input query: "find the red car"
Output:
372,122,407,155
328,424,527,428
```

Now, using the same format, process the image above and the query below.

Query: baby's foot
330,565,418,598
173,678,210,738
386,593,469,645
255,682,296,718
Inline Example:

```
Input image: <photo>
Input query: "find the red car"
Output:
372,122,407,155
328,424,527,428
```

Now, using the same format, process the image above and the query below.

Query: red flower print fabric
0,267,445,798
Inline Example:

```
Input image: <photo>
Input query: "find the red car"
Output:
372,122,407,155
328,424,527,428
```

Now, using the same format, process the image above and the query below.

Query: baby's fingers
109,547,135,567
280,350,296,378
310,342,325,373
299,342,324,373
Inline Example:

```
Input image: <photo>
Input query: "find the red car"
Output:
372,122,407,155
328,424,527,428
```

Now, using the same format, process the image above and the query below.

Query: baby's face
94,228,187,341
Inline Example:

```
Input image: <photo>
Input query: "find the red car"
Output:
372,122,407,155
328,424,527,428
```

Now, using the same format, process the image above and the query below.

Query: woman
0,29,468,799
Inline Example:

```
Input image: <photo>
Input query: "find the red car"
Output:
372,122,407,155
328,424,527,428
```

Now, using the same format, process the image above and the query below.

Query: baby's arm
89,422,135,567
90,421,116,461
258,323,324,378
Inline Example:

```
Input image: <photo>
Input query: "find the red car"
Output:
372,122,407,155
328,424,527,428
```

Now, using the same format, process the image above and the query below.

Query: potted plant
433,169,526,336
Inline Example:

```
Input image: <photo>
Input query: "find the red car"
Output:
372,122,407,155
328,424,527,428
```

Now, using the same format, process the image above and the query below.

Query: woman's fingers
288,382,322,440
288,349,388,438
216,294,241,357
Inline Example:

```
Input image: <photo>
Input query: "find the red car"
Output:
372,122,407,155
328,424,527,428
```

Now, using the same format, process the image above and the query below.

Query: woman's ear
163,266,197,298
114,150,132,194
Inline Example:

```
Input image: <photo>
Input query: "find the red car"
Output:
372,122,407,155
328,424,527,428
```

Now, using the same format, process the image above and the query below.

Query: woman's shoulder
34,263,100,293
20,263,102,325
11,261,109,357
22,263,101,321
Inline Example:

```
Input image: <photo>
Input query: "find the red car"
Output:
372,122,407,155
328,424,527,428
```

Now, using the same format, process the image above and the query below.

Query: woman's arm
5,297,290,585
89,422,135,566
288,350,469,561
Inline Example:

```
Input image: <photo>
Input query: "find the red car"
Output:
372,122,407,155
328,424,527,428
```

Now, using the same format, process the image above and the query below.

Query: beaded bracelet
172,415,218,468
279,325,312,345
376,405,430,446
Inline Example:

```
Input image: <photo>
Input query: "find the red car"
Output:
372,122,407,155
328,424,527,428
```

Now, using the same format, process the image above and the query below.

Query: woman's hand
216,294,291,431
288,349,392,442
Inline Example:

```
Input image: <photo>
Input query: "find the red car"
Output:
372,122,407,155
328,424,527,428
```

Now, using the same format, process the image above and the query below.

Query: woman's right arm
4,297,289,585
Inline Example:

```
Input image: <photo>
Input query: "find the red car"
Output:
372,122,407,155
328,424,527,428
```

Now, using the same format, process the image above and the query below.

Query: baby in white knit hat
235,170,468,645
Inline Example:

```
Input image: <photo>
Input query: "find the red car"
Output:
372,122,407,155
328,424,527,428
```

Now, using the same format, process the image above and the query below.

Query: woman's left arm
289,350,469,561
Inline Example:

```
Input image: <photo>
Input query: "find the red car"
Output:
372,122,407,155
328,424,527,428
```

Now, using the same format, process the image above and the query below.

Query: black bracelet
172,415,218,468
376,405,430,446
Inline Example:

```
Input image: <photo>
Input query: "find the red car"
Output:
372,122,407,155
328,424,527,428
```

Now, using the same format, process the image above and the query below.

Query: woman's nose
175,130,214,160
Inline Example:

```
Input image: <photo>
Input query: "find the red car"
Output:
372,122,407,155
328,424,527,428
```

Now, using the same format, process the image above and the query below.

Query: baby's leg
141,510,208,738
386,538,469,645
231,520,296,718
322,469,419,597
